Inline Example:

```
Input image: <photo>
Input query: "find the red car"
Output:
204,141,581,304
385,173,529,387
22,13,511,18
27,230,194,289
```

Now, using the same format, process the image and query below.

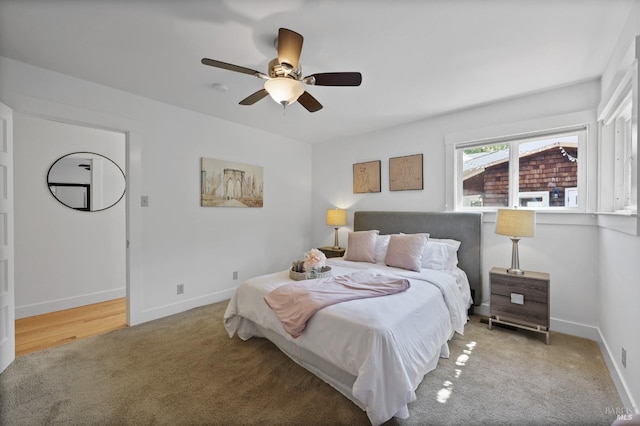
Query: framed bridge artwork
200,157,264,207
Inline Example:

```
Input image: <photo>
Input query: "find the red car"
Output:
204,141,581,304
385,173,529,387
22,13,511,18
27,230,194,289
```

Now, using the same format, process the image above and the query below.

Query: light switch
141,195,149,207
510,293,524,305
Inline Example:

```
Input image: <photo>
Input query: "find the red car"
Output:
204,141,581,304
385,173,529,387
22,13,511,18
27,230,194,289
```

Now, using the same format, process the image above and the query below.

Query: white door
0,102,14,373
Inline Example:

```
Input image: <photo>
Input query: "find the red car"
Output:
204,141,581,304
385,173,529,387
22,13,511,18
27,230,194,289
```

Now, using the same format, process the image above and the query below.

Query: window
599,87,636,214
455,128,586,210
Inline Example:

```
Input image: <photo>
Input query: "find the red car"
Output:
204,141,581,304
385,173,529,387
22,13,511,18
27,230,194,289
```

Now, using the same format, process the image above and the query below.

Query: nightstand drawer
490,274,548,304
490,294,549,327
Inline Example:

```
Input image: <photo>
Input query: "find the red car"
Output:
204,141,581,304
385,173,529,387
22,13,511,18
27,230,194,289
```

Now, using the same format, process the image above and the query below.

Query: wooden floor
15,298,127,357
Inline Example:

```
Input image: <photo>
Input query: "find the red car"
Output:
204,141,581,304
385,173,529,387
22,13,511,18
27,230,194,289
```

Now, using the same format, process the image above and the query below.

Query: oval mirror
47,152,126,212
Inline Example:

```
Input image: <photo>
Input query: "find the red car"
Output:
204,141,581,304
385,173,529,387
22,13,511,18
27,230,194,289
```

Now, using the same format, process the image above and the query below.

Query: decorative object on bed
389,153,423,191
495,208,535,275
343,230,379,263
289,265,332,281
326,208,347,248
289,249,331,280
200,157,264,207
303,248,326,271
224,210,482,425
353,160,381,193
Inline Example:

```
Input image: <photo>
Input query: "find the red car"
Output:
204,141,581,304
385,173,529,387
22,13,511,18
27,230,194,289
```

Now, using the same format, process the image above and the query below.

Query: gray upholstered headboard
353,211,483,305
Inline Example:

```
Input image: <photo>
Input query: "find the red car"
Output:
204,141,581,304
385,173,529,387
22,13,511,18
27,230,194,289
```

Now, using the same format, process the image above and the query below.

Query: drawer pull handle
511,293,524,305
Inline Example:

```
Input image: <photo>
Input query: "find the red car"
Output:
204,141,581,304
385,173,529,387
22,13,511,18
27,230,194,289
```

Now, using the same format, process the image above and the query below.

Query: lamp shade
264,77,304,105
495,209,535,238
326,208,347,226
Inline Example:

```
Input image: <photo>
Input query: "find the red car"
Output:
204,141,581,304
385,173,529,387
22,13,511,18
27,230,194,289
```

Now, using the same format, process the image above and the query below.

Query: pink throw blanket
264,269,410,338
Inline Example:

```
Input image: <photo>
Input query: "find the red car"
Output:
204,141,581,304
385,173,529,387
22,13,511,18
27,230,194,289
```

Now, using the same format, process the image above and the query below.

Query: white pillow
374,234,391,263
422,238,461,270
344,230,379,263
384,233,429,272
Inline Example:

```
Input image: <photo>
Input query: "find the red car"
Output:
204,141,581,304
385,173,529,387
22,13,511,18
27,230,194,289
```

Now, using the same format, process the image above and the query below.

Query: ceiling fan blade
201,58,268,79
277,28,303,69
304,72,362,86
239,89,269,105
297,91,323,113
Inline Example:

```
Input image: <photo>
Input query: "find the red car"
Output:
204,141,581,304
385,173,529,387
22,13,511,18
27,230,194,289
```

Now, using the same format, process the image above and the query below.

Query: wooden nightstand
318,246,345,258
489,267,550,344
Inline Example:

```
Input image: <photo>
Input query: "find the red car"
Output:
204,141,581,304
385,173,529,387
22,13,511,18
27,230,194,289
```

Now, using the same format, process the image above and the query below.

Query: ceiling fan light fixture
264,77,304,106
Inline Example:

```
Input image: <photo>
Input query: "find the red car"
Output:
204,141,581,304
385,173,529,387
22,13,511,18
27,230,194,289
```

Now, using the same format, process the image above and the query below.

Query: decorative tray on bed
289,266,332,281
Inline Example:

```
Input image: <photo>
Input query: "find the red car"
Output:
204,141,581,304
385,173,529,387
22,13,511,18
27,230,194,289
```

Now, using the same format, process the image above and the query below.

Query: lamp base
507,237,525,275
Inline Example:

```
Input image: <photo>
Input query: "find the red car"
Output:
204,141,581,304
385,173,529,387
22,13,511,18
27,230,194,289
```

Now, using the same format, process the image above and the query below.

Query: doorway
13,114,128,352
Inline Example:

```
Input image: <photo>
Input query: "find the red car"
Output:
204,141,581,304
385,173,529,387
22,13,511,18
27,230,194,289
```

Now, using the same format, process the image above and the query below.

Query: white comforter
223,258,470,425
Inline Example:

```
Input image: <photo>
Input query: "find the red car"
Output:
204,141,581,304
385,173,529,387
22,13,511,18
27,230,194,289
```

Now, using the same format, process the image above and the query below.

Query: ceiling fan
201,28,362,113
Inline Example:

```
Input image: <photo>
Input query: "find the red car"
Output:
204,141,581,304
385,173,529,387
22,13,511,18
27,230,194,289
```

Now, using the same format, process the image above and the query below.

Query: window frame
451,126,588,212
598,74,637,215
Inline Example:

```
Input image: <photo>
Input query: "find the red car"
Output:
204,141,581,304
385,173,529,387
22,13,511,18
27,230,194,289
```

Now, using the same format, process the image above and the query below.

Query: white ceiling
0,0,635,143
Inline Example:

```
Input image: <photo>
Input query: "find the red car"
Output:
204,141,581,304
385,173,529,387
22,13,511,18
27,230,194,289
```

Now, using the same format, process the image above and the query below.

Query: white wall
13,115,126,317
1,56,312,324
598,228,640,413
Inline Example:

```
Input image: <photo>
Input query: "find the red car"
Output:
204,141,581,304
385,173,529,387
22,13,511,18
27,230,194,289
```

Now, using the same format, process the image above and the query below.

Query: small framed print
353,160,381,193
389,154,423,191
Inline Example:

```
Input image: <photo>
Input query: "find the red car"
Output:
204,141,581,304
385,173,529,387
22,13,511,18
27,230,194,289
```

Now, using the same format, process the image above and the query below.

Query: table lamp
326,208,347,249
495,209,536,275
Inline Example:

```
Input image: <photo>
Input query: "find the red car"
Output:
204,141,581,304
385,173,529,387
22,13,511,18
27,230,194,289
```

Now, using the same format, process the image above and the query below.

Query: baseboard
549,317,600,341
476,303,600,340
474,303,490,317
137,287,236,325
15,287,126,319
598,329,639,414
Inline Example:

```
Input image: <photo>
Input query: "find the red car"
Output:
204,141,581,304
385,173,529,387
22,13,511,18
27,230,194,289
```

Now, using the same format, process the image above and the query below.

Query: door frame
0,102,15,373
3,93,143,330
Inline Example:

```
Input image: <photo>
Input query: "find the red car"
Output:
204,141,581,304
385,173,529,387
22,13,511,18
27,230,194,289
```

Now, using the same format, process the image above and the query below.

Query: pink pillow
384,234,429,272
344,230,379,263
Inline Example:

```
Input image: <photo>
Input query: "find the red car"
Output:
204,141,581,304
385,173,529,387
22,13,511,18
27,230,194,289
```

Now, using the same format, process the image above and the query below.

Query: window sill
611,209,637,216
595,212,638,235
461,208,637,234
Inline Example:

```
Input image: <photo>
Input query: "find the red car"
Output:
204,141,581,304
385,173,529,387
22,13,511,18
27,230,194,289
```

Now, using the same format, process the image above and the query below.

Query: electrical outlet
622,347,627,368
233,271,238,280
177,284,184,295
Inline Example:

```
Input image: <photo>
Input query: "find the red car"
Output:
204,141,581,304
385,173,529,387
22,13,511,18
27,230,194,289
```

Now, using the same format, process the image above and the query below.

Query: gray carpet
0,301,623,425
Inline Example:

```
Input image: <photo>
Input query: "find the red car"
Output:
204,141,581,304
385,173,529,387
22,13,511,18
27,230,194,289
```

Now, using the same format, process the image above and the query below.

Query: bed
224,211,482,425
